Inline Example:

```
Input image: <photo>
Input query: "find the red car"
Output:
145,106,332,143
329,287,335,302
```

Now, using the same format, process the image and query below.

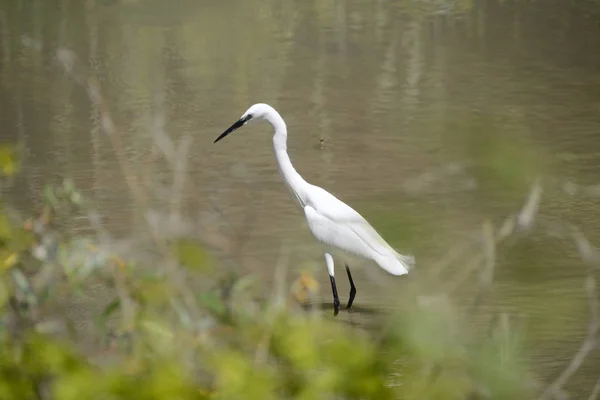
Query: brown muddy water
1,0,600,395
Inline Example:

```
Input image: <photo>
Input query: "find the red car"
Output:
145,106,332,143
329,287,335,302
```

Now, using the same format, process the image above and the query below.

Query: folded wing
304,185,414,275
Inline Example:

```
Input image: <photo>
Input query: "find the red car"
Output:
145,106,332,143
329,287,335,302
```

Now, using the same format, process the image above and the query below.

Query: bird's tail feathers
375,251,415,276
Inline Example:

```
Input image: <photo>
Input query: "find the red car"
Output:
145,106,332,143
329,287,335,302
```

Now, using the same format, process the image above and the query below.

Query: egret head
214,103,275,143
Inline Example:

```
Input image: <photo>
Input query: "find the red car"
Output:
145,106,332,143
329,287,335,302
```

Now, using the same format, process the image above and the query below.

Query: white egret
214,103,414,315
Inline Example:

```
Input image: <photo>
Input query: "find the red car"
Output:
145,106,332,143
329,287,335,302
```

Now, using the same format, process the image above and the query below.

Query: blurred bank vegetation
0,119,598,399
0,141,539,399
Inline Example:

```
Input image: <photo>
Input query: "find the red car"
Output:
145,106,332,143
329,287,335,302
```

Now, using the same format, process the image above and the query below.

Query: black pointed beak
214,115,252,143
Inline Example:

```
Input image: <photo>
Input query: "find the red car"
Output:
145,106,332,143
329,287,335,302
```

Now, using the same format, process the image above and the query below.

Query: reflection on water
1,0,600,392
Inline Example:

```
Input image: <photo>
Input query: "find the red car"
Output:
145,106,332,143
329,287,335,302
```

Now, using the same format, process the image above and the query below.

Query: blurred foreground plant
0,174,538,400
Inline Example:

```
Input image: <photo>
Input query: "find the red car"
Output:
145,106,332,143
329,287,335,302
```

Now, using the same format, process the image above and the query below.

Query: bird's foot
346,288,356,310
333,298,340,316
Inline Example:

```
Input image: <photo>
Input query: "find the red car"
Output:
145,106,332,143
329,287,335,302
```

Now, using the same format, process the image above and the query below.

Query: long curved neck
265,110,309,206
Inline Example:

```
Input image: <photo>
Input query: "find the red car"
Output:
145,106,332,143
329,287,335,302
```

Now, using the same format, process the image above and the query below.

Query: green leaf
94,299,121,334
0,144,18,177
62,178,75,194
0,210,12,243
172,240,212,273
12,268,31,294
198,291,226,318
44,186,59,207
101,299,121,320
0,277,10,309
141,319,174,340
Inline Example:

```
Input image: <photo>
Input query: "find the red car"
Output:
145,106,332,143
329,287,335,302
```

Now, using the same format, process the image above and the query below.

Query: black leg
345,264,357,309
330,275,340,316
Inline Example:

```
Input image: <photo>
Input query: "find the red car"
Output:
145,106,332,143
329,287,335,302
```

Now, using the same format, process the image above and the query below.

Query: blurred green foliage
0,145,18,178
173,239,214,273
0,147,536,399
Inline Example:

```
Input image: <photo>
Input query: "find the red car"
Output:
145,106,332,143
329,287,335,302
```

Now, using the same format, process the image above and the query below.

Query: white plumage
214,103,414,314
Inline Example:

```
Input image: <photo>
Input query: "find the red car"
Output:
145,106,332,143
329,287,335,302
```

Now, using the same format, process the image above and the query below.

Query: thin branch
470,220,496,311
570,225,600,267
433,179,541,281
255,242,290,366
589,376,600,400
539,272,599,400
517,178,542,231
169,135,193,222
56,48,147,209
57,47,203,324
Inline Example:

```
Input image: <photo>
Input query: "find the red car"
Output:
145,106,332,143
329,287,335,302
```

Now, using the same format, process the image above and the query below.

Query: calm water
1,0,600,393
